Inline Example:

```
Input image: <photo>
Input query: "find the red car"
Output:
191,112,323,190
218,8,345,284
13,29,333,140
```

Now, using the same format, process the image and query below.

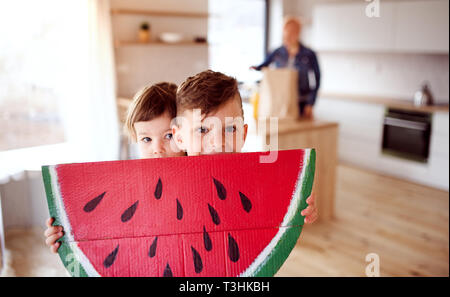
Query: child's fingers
44,226,56,237
306,193,315,205
44,226,62,237
51,242,61,254
304,212,318,224
301,205,315,217
46,217,55,228
45,232,63,247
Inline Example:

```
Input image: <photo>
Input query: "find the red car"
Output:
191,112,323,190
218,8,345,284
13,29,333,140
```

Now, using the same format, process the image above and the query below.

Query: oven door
382,109,431,162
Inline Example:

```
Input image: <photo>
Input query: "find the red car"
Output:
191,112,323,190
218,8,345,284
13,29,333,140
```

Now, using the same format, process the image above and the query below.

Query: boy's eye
141,137,152,143
225,125,237,133
164,133,173,140
196,127,209,134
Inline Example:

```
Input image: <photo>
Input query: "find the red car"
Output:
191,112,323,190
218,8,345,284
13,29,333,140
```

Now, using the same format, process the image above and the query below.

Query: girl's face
134,112,185,159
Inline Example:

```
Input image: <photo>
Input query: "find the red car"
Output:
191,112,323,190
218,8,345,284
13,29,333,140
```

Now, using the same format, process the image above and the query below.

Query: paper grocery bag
258,68,299,120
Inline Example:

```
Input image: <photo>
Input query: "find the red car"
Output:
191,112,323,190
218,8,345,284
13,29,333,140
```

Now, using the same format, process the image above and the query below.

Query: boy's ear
172,125,185,151
243,124,248,143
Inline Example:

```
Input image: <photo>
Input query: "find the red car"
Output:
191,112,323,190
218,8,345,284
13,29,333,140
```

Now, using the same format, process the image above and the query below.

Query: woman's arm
251,49,279,71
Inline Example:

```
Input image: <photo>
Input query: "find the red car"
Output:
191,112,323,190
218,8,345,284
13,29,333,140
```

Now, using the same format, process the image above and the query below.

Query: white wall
0,171,49,229
268,0,284,51
282,0,449,103
319,52,449,103
111,0,209,97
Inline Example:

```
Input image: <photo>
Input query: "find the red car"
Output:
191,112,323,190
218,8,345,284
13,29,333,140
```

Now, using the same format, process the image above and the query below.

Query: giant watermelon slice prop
42,149,315,277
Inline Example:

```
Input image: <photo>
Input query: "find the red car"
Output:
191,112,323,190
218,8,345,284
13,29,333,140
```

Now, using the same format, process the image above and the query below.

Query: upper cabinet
312,0,449,54
394,0,449,53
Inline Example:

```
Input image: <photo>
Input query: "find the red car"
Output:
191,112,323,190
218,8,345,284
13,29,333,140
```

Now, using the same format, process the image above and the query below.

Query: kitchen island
244,117,339,222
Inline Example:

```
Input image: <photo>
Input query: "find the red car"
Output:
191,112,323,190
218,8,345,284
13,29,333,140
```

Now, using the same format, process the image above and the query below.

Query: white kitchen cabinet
313,2,396,52
429,113,449,189
312,0,449,54
315,97,449,190
394,0,450,53
430,113,449,158
315,97,384,167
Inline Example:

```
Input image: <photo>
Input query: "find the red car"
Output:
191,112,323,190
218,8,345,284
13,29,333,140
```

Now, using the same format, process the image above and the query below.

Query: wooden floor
277,164,449,277
3,164,448,277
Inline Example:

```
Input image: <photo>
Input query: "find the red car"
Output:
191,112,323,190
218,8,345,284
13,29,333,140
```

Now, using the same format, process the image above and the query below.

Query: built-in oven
382,108,432,162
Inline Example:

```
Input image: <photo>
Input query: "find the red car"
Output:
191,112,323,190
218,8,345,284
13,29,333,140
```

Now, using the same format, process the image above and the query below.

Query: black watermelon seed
191,246,203,273
228,234,240,263
212,178,227,200
176,199,183,220
207,203,220,225
83,192,106,212
203,226,212,252
154,178,162,200
121,201,139,223
148,237,158,258
103,244,119,268
239,192,252,213
163,263,173,277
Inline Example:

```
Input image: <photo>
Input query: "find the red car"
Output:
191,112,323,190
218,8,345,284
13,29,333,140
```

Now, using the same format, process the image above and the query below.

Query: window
1,1,119,175
208,0,267,84
0,1,82,151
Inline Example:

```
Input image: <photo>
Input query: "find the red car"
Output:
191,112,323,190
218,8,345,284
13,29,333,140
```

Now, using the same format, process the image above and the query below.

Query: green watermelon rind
241,148,316,277
41,149,315,277
42,165,95,277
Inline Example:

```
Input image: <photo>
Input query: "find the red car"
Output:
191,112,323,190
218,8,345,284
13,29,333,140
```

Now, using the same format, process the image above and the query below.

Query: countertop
249,118,338,136
118,97,339,136
319,92,449,113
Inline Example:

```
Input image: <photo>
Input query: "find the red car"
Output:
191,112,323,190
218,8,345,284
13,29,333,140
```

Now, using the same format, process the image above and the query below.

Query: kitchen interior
0,0,448,277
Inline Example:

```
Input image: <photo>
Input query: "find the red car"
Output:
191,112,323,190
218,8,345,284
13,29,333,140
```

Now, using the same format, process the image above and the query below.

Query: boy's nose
208,130,225,153
153,140,165,154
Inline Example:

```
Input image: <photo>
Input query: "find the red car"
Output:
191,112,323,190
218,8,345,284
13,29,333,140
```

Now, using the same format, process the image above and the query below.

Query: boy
44,82,185,253
172,70,317,221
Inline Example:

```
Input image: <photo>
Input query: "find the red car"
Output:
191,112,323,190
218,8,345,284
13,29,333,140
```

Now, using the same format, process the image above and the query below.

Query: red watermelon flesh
42,149,315,277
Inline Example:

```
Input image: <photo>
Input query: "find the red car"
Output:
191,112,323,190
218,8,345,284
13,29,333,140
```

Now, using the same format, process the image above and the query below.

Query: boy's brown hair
125,82,177,141
176,70,243,118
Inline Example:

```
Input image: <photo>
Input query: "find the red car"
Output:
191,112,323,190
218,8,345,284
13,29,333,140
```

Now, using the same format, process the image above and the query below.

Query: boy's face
173,95,248,156
134,112,185,159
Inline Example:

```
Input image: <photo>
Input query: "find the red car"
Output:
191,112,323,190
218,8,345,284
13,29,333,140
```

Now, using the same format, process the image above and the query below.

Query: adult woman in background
251,17,321,118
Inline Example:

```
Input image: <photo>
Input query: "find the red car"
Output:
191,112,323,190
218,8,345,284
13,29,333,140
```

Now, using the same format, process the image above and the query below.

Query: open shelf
114,40,209,48
111,9,209,18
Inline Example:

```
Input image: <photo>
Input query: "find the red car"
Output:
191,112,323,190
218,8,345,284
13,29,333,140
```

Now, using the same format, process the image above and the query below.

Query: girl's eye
142,137,151,143
196,127,209,134
225,125,237,133
164,133,173,140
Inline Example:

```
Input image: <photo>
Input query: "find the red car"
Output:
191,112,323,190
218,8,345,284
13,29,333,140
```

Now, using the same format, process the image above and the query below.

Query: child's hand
301,192,318,224
44,217,64,253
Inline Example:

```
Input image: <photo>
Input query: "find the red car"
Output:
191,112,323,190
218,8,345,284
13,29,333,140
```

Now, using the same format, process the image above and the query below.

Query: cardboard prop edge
249,148,315,277
41,149,316,277
42,166,91,277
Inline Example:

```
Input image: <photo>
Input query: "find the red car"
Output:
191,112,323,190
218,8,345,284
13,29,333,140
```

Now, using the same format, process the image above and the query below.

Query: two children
44,70,318,253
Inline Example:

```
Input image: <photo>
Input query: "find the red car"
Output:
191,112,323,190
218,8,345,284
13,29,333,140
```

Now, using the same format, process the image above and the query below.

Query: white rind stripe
239,149,311,276
49,166,100,277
